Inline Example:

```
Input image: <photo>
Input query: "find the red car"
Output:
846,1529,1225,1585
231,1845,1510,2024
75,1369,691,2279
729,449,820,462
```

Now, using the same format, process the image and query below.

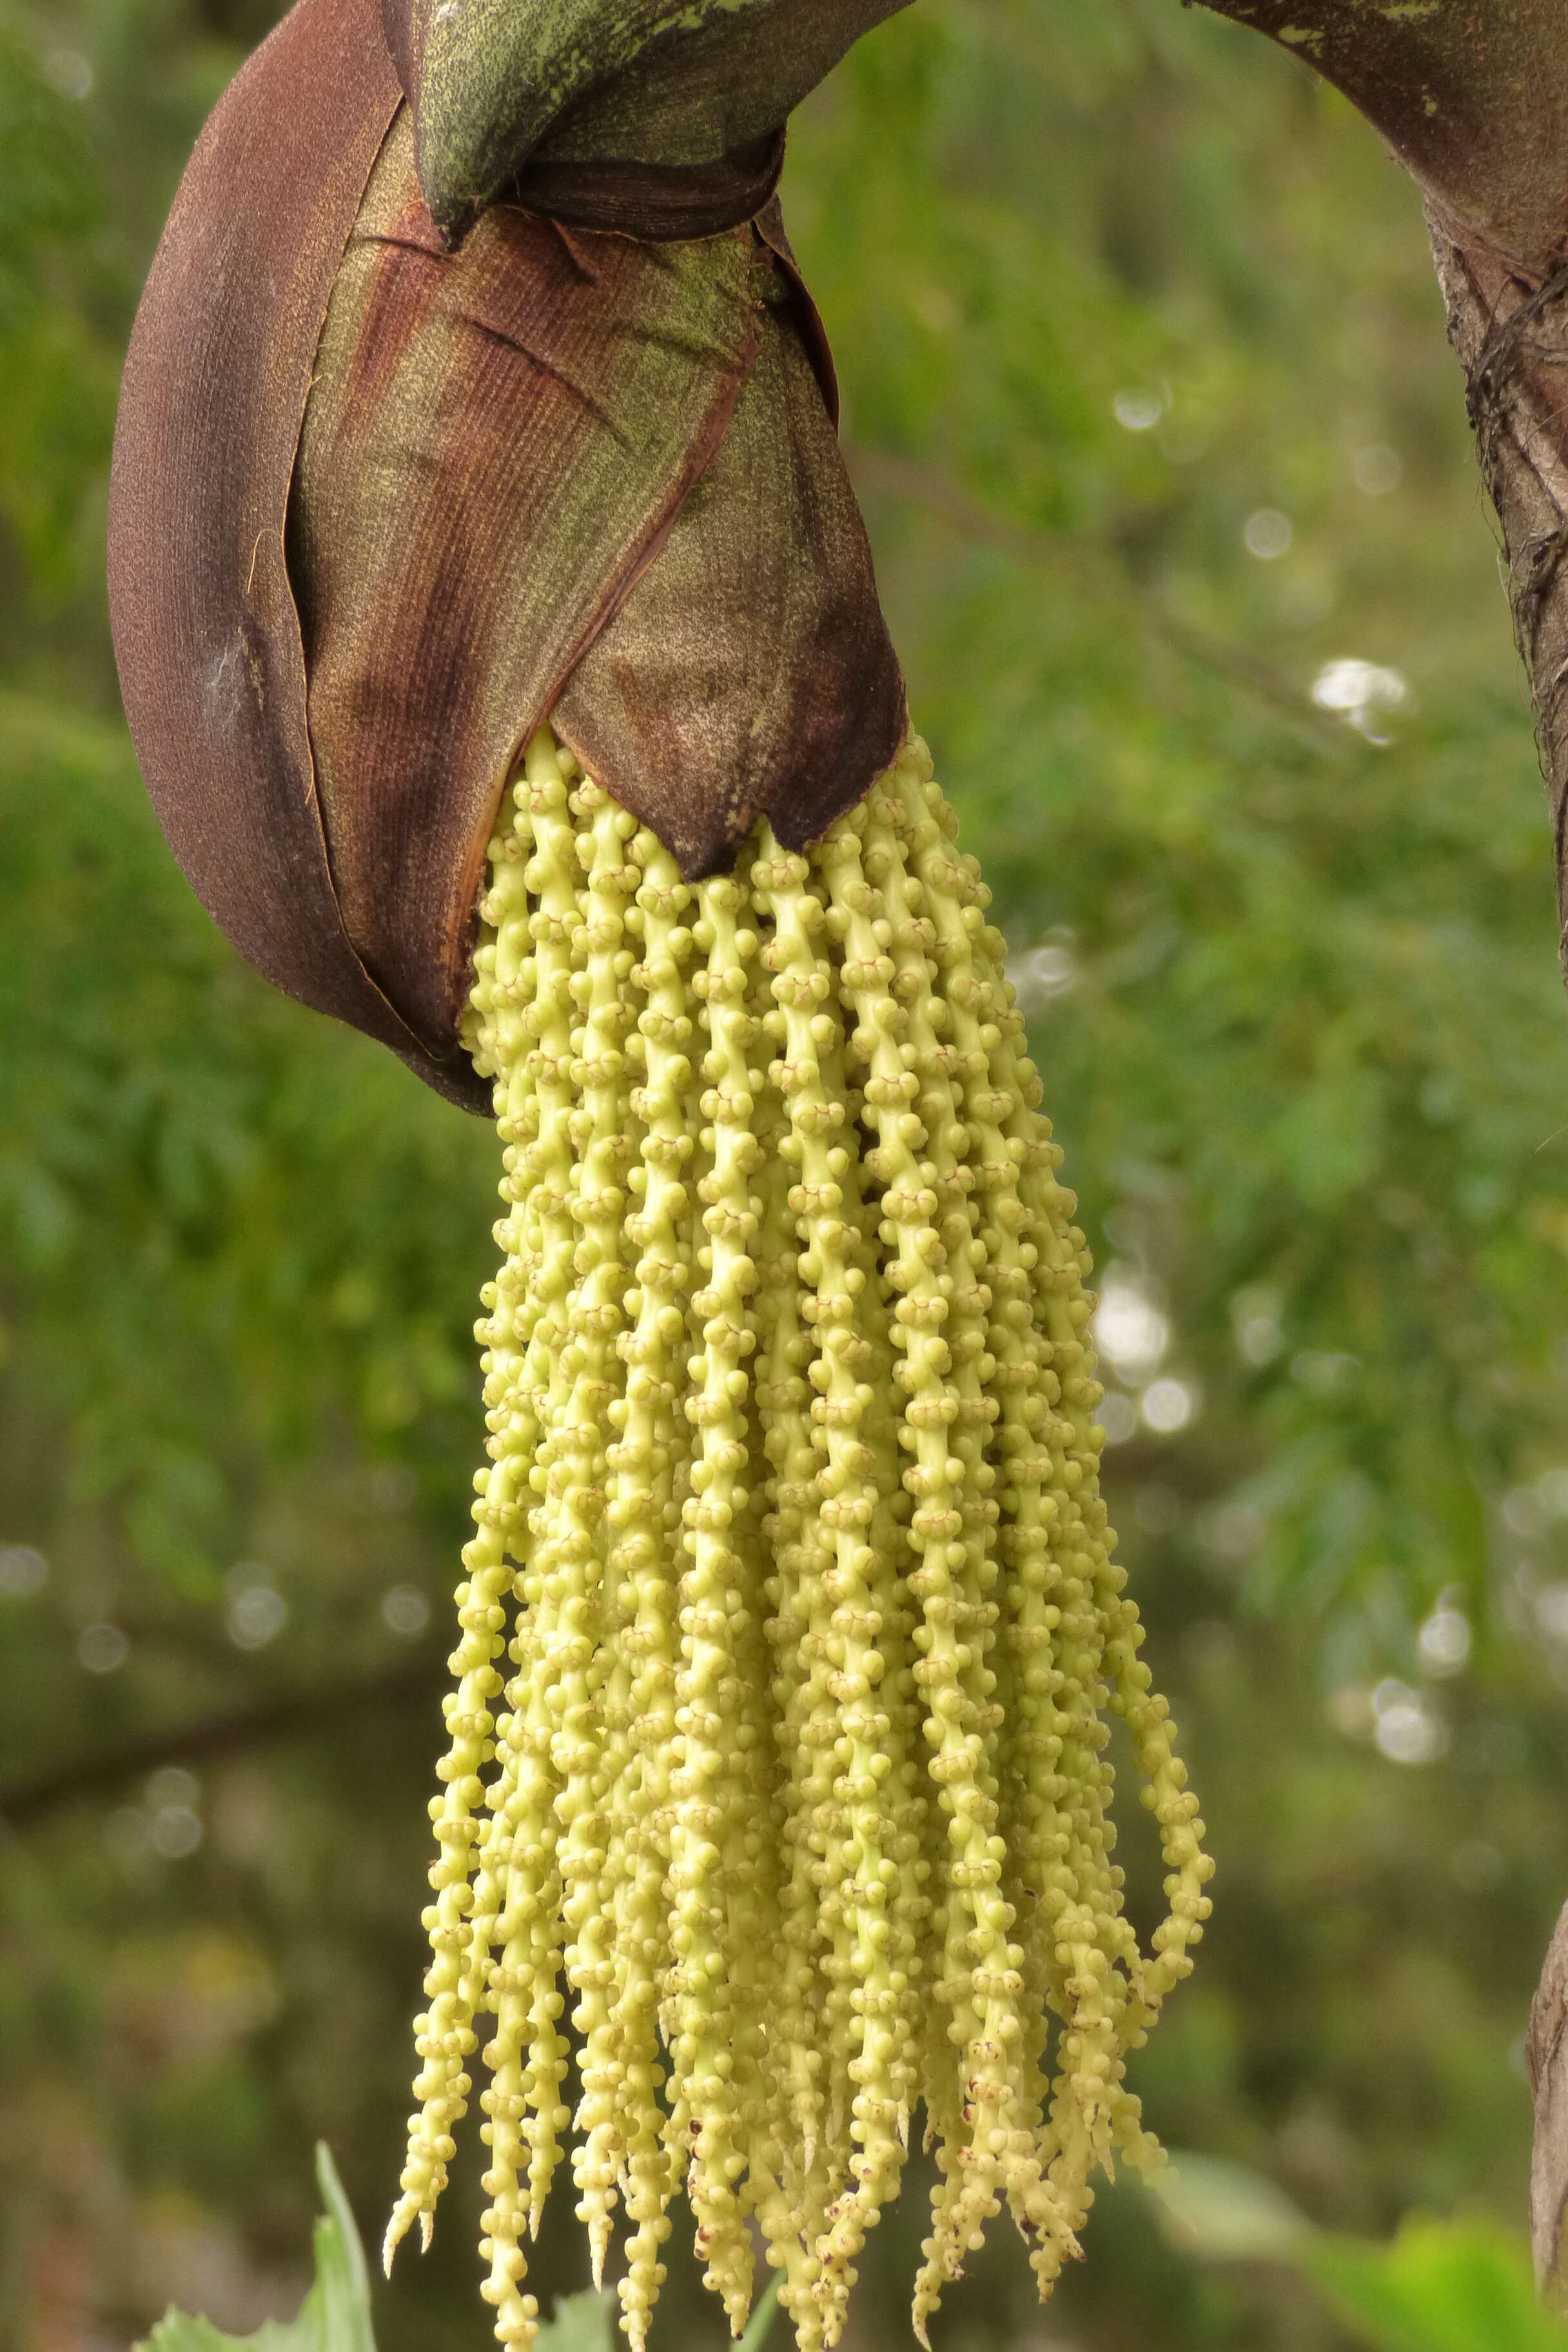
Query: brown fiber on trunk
1193,8,1568,904
1426,219,1568,995
1530,1897,1568,2304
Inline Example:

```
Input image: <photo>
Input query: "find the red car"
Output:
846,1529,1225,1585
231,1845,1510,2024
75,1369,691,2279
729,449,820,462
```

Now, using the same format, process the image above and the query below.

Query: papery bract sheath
108,0,904,1110
107,0,429,1083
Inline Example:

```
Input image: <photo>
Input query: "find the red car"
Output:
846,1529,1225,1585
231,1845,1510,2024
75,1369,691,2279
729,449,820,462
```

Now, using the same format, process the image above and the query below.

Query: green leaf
1310,2219,1568,2352
135,2147,376,2352
738,2277,781,2352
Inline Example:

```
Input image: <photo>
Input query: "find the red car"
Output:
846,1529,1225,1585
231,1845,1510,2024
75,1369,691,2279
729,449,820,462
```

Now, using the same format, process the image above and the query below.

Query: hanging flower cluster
386,724,1213,2351
107,4,1213,2344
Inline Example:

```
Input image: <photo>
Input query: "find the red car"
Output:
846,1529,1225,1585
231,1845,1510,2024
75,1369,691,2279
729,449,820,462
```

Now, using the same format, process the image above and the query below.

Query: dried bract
108,0,903,1108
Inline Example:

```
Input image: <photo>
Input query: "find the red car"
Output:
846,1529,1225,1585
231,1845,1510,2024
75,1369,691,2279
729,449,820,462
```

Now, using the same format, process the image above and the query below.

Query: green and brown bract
380,0,912,248
390,726,1213,2352
108,0,903,1110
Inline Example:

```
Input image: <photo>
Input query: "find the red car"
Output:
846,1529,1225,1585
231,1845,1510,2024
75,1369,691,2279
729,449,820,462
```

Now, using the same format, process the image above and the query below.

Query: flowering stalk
105,4,1213,2346
389,723,1213,2350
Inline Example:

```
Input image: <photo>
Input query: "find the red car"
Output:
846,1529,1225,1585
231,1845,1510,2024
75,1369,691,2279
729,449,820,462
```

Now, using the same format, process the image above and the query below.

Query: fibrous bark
1190,1,1568,849
1426,219,1568,994
1529,1896,1568,2302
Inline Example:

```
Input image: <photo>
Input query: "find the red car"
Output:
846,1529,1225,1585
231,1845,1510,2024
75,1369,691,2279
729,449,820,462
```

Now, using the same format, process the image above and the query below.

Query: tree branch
1192,4,1568,1114
1186,0,1568,2302
0,1652,448,1831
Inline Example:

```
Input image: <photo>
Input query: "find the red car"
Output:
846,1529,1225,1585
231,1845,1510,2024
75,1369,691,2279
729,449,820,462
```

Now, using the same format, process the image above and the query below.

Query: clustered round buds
389,724,1213,2351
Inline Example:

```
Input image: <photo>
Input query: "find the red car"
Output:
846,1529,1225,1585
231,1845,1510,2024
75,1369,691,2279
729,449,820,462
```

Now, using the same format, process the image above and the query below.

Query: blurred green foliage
1311,2220,1568,2352
1150,2160,1568,2352
533,2296,614,2352
3,1,1568,2350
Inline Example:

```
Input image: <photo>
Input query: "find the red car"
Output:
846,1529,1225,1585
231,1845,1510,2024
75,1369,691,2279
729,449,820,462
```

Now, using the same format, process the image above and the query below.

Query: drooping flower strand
473,737,586,2338
752,838,915,2341
387,724,1213,2352
602,827,693,2347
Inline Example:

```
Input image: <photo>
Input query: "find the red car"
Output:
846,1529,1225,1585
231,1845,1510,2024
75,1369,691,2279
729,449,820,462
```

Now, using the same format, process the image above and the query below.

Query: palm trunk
1530,1899,1568,2304
1191,1,1568,968
1193,0,1568,2298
